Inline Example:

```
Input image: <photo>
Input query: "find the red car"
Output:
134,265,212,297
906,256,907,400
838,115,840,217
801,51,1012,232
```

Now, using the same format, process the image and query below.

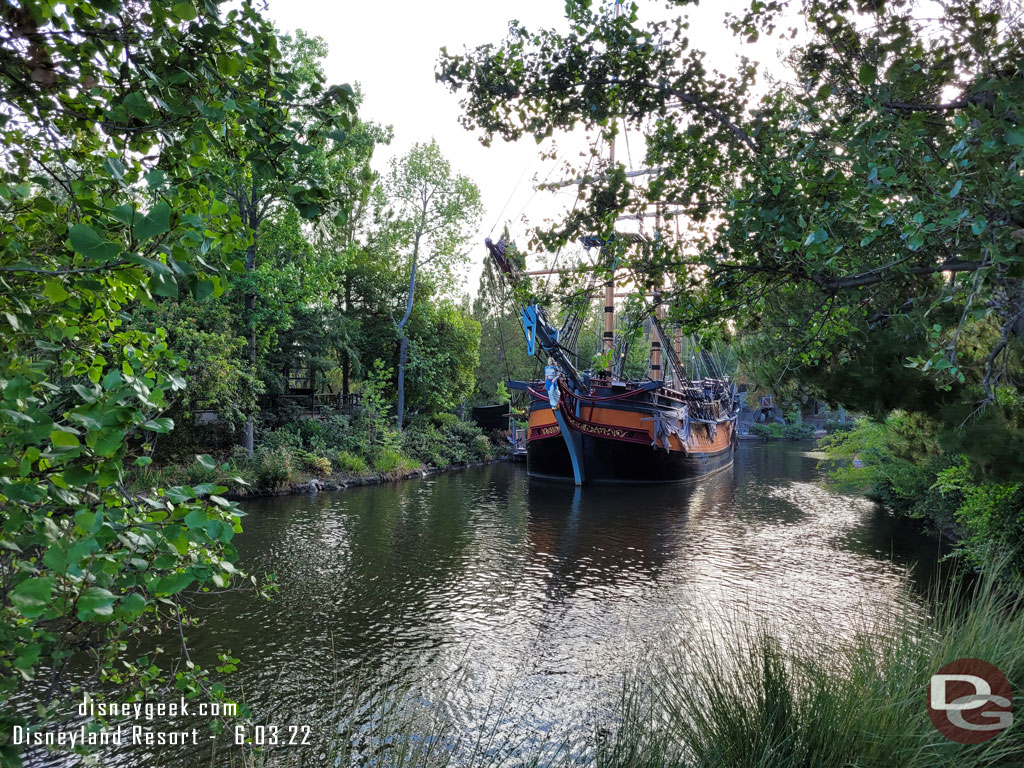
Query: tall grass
225,572,1023,768
603,572,1023,768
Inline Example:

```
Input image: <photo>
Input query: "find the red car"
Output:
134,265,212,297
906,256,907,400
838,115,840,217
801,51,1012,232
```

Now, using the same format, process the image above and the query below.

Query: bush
473,434,493,460
334,450,368,475
749,422,814,440
402,422,452,468
252,445,295,490
824,419,856,434
372,446,419,474
260,425,303,453
748,423,780,439
401,412,493,468
295,450,331,476
782,422,816,439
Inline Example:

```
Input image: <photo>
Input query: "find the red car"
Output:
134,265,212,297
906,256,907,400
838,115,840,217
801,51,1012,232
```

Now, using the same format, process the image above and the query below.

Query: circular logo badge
928,658,1013,744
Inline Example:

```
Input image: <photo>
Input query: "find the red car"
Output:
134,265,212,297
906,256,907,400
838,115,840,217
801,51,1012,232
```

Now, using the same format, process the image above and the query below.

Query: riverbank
222,456,509,499
129,412,508,499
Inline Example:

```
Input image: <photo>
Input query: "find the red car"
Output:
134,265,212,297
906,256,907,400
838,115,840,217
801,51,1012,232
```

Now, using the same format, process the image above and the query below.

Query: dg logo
928,658,1014,744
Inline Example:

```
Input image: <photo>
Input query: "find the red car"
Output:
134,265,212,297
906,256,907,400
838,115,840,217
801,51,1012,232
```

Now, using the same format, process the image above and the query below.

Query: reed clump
602,573,1023,768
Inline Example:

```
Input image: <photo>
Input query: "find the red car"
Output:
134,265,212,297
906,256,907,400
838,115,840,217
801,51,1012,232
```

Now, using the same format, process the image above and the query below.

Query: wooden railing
261,392,362,416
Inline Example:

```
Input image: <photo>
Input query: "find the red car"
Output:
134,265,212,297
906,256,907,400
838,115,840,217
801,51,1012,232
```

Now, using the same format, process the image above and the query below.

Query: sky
264,0,799,295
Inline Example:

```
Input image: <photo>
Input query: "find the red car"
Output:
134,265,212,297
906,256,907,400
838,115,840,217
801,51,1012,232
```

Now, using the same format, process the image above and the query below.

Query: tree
206,30,369,455
385,140,482,429
438,0,1024,478
0,1,351,760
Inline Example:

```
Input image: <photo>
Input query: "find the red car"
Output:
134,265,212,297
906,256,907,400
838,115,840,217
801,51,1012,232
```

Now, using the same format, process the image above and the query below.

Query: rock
306,478,322,493
323,482,342,491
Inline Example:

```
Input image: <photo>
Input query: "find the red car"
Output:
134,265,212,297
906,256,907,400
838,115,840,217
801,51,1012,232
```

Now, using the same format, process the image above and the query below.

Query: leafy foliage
439,0,1024,479
822,410,1024,573
386,140,483,429
402,413,492,469
0,1,358,761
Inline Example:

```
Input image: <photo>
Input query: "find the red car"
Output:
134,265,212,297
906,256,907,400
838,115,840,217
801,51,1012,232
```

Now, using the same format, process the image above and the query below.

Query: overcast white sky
265,0,797,295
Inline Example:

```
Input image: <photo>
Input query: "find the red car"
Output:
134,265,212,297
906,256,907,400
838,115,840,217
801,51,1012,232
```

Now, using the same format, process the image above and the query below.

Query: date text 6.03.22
234,725,311,746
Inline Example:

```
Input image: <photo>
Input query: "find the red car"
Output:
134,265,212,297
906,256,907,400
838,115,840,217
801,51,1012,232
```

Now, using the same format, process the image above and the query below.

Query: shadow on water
41,443,950,767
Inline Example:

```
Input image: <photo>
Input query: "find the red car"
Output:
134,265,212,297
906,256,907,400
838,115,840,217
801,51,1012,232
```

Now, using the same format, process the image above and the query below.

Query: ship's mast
651,298,664,381
602,136,616,379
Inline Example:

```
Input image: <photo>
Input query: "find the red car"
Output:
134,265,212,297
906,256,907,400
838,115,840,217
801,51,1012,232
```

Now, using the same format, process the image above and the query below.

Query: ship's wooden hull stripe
527,404,734,454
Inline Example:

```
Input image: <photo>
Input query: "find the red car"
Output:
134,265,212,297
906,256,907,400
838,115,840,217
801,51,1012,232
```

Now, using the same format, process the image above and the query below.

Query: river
46,443,949,766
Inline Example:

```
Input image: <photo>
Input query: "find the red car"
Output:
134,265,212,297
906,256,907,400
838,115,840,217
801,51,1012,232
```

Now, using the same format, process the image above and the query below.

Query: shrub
748,423,777,439
260,425,303,453
252,446,295,490
402,423,452,468
782,422,816,439
334,450,368,475
372,447,419,474
473,434,493,460
824,419,856,434
606,574,1024,768
401,413,492,468
295,450,331,476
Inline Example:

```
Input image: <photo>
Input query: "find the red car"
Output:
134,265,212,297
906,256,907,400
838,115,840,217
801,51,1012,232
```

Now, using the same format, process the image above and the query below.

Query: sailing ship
484,236,738,486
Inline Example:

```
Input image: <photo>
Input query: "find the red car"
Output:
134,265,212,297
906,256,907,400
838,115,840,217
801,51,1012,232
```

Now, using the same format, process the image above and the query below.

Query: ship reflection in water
67,443,946,768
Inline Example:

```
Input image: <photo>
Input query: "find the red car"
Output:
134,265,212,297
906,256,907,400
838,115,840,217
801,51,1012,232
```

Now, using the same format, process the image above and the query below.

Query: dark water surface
57,443,949,766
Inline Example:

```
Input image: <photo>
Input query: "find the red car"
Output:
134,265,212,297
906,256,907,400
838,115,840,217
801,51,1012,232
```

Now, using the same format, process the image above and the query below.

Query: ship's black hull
527,432,735,485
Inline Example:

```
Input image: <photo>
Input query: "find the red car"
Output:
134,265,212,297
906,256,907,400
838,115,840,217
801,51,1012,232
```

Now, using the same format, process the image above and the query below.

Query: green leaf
949,180,962,198
63,465,94,487
1006,128,1024,146
92,428,126,457
116,593,147,620
72,384,97,402
195,279,215,300
217,55,241,77
145,169,166,188
43,280,69,303
165,486,195,504
172,3,198,21
135,202,171,241
77,587,116,619
43,544,68,572
10,578,54,619
102,156,125,181
50,429,80,448
1,482,47,503
149,272,179,298
858,64,877,86
196,454,216,470
193,483,224,496
111,204,136,226
14,643,41,672
69,223,121,261
142,417,174,434
151,572,194,596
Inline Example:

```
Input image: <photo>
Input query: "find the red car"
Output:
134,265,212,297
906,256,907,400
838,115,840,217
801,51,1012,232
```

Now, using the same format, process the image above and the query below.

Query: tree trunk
397,334,408,430
395,231,421,431
342,273,351,398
